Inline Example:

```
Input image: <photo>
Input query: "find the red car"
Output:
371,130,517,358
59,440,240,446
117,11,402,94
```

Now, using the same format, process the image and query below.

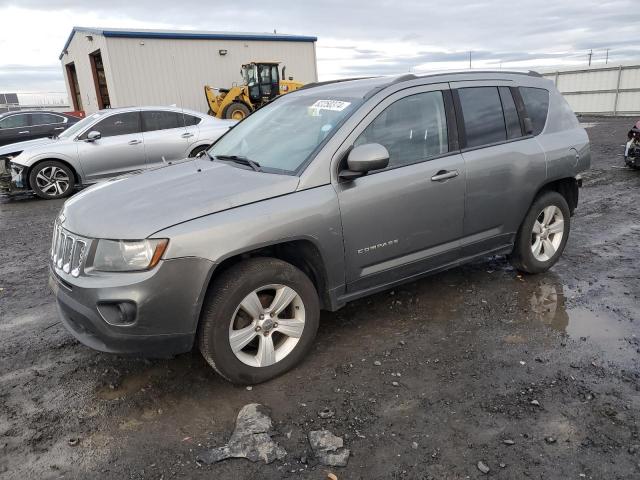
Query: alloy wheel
531,205,564,262
229,284,306,367
35,166,70,196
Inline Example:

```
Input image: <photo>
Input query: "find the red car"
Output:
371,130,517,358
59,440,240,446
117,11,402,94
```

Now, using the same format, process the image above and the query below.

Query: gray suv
49,71,590,384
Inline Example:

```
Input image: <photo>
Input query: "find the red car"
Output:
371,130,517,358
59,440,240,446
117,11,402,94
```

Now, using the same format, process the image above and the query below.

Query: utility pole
605,48,609,64
588,49,593,66
469,51,472,69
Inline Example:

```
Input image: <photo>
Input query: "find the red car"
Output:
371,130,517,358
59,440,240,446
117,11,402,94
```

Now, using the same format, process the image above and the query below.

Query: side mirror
339,143,389,180
86,130,101,142
523,117,534,135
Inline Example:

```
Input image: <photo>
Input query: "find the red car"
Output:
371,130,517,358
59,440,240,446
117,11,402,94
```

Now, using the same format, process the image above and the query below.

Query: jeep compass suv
49,71,590,384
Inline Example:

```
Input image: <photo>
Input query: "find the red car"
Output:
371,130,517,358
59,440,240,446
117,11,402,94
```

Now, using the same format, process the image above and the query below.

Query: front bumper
0,159,27,194
50,256,214,356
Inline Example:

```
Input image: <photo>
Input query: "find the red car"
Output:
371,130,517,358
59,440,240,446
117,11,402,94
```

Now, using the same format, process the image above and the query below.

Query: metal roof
59,27,318,59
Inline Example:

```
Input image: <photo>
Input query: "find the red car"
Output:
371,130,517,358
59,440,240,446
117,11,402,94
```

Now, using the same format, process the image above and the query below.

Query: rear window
520,87,549,135
458,87,506,148
142,111,181,132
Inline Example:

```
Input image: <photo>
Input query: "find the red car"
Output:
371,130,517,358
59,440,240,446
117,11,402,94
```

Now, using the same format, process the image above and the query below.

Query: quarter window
89,112,141,138
458,87,506,148
355,91,448,169
142,111,181,132
520,87,549,135
0,114,29,128
181,114,201,126
32,113,64,125
498,87,522,139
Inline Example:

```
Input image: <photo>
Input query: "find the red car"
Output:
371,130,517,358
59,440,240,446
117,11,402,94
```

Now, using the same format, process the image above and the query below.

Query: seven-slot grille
51,223,87,277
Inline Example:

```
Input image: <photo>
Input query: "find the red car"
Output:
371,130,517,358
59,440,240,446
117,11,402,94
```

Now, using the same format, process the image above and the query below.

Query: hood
61,158,300,239
0,137,59,156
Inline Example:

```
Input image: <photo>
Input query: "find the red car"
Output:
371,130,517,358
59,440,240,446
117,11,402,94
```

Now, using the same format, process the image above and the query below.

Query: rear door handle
18,131,29,134
54,127,65,131
431,169,459,182
181,132,194,138
128,139,142,145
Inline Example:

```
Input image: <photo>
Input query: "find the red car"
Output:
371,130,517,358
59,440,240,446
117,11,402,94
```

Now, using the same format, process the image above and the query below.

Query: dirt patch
1,116,639,479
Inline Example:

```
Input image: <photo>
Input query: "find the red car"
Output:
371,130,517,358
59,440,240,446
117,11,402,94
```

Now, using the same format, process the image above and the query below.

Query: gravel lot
1,116,639,479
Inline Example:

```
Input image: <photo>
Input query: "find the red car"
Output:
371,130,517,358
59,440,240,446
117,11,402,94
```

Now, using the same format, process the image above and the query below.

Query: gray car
2,106,235,199
49,71,590,384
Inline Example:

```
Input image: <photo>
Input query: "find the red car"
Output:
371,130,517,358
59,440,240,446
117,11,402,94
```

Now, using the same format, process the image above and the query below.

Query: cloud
0,0,639,91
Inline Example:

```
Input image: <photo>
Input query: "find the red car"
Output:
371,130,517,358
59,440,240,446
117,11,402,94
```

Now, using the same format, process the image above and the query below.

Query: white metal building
59,27,318,115
542,63,640,115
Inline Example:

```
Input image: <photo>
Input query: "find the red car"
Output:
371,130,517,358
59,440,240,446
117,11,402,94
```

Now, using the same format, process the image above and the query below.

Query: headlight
92,239,168,272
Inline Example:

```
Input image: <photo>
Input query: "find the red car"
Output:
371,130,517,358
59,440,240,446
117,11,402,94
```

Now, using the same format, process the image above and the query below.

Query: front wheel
510,191,570,274
198,257,320,384
29,161,75,199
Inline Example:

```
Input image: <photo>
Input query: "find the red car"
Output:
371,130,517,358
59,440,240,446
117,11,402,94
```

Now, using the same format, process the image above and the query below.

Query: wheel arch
26,157,81,189
195,238,331,329
534,176,579,215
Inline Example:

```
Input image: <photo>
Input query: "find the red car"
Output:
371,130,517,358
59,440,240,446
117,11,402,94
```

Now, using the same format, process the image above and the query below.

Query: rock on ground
197,404,286,464
308,430,350,467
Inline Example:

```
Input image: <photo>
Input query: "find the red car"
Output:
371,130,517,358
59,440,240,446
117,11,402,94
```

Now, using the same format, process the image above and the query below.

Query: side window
32,113,65,125
91,112,140,138
142,111,181,132
354,91,448,169
181,114,201,126
520,87,549,135
498,87,522,139
0,114,29,129
458,87,506,148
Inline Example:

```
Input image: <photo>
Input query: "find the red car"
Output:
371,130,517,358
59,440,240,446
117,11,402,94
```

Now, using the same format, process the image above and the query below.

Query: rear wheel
198,257,320,384
510,191,570,274
29,160,75,199
223,102,251,120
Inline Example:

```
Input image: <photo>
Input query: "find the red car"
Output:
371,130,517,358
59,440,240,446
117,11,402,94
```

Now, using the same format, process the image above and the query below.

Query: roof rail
298,77,372,91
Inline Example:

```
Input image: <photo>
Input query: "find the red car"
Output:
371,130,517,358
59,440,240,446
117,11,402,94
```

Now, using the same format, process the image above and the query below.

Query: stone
197,404,286,464
503,439,515,445
477,461,490,474
318,408,335,419
309,430,350,467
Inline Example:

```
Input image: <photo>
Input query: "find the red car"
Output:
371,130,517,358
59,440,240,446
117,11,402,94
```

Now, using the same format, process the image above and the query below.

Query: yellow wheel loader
204,62,304,120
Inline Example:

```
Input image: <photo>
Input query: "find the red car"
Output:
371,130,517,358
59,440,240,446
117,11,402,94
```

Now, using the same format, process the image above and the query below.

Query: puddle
527,281,635,360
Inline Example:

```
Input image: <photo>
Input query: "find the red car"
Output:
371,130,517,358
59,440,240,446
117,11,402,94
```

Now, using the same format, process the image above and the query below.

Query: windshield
58,112,105,139
209,93,362,174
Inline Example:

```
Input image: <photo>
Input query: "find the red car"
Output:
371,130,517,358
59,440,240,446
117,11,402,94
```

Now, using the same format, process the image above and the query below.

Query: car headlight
92,239,168,272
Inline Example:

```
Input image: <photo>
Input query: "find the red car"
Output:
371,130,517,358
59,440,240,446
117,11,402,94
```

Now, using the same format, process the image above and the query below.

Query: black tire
510,191,570,274
188,144,210,158
29,160,75,200
198,257,320,384
223,102,251,120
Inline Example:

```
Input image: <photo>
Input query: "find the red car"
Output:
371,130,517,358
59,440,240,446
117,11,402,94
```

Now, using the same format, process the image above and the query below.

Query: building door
89,50,110,109
65,62,82,111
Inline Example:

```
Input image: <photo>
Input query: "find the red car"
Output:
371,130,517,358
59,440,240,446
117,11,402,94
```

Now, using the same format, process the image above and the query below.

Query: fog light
97,301,137,326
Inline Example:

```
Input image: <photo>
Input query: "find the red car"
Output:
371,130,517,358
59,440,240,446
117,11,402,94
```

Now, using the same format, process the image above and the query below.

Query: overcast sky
1,0,639,94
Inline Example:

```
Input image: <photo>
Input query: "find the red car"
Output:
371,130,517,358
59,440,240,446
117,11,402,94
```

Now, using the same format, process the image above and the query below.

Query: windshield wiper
214,155,262,172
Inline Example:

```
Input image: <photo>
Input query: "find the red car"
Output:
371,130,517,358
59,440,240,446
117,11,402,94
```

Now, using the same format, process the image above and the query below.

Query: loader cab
242,62,280,105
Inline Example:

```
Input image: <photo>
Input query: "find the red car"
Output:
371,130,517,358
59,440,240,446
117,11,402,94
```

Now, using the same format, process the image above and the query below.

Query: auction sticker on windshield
308,100,351,116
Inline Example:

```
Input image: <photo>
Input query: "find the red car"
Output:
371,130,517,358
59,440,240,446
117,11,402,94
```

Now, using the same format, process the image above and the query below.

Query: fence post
613,65,622,115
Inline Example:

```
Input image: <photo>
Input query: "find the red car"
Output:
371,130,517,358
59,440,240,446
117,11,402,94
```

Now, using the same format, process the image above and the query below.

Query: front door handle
18,130,29,134
431,169,459,182
54,127,65,131
128,139,142,145
181,132,194,138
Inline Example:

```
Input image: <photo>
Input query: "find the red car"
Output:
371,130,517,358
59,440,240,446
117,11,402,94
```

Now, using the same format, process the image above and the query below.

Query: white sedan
0,106,235,199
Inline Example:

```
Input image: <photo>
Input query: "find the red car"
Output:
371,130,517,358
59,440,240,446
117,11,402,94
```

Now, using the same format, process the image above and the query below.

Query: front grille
51,224,88,277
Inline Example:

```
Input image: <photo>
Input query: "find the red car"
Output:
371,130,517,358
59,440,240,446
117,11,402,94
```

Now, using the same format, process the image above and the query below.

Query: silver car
1,106,235,199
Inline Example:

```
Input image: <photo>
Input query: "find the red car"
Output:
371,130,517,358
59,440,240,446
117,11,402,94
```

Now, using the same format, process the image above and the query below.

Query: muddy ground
1,116,639,480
